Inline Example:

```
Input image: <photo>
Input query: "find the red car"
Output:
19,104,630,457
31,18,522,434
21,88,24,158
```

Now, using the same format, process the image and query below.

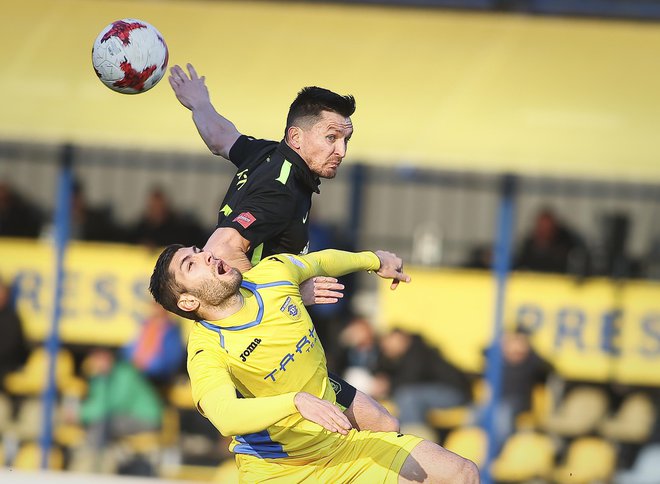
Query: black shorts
328,371,357,409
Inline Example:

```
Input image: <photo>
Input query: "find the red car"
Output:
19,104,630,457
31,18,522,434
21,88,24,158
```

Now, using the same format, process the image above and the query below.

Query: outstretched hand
374,250,411,290
300,277,345,306
168,63,210,111
294,392,352,435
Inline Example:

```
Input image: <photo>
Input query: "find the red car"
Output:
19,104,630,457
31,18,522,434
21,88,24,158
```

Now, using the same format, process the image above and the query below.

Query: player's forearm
302,249,380,279
191,102,240,159
200,388,298,436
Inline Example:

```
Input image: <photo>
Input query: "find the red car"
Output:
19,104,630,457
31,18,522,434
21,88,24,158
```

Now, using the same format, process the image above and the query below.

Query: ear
287,126,302,149
177,293,200,313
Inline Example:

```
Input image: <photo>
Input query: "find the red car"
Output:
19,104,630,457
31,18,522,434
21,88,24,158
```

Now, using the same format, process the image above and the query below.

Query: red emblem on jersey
233,212,256,229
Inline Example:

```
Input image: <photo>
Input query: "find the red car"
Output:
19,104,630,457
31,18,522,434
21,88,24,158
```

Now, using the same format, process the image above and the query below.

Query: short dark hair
149,244,197,321
285,87,356,135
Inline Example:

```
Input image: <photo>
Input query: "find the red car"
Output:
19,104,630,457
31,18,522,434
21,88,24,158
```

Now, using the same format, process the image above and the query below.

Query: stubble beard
193,269,243,309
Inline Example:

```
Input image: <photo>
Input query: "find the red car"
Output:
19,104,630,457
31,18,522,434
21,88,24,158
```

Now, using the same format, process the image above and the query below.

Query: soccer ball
92,19,169,94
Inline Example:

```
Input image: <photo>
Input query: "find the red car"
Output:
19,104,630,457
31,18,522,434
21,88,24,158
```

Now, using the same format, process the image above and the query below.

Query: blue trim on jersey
234,430,288,459
197,280,293,349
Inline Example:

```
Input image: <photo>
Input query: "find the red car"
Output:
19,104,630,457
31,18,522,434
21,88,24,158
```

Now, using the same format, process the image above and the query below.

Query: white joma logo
302,212,308,223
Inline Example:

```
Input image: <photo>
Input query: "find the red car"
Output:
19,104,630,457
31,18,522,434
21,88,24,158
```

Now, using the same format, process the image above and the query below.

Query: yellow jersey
186,250,380,459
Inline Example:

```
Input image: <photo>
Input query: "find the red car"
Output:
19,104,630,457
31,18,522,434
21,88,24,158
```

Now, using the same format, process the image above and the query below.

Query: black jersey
217,135,320,264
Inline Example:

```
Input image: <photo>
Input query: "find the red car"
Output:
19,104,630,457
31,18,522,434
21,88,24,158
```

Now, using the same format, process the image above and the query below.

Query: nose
334,140,346,158
202,251,213,265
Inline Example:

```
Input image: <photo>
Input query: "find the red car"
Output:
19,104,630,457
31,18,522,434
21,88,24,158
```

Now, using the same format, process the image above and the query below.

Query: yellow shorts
235,429,423,483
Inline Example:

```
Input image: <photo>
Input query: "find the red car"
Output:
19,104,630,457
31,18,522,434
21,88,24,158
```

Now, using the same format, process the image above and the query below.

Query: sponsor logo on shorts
396,433,404,438
233,211,256,229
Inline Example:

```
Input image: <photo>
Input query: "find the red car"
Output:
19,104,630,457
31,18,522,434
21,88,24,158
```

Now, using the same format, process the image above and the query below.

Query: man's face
170,246,243,310
297,111,353,179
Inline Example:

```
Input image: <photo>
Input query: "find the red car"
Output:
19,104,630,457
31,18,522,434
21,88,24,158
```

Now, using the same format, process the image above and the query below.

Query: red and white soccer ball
92,19,169,94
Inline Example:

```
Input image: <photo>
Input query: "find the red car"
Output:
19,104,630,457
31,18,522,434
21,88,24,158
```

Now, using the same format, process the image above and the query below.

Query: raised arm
169,63,241,159
290,249,411,290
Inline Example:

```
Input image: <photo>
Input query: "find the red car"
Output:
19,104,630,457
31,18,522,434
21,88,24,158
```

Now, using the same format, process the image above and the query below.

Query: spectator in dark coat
372,328,472,438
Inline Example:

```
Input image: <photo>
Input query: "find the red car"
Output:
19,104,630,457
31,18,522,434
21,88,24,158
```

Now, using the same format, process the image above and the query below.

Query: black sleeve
218,180,296,249
227,135,278,170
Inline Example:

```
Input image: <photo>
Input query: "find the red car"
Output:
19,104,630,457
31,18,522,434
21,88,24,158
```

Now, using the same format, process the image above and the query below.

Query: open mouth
216,261,227,275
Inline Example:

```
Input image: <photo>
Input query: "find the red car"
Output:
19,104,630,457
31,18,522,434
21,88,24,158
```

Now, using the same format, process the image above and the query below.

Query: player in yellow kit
149,245,479,483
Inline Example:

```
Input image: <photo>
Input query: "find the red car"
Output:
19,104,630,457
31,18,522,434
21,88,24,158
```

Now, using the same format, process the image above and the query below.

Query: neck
200,291,244,321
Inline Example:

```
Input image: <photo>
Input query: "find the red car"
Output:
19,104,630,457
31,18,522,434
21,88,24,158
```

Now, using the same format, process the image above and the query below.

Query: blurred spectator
69,180,127,242
41,180,127,243
486,325,554,451
372,328,472,437
337,316,380,393
0,181,43,238
122,301,185,385
464,243,493,269
70,348,163,467
129,187,203,248
515,208,589,274
0,278,29,385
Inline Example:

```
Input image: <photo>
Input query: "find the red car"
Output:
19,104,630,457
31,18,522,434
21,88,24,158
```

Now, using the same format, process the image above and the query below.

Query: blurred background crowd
2,0,660,483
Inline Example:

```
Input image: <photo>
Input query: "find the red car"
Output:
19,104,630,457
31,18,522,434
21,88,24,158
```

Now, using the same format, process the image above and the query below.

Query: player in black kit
169,63,399,432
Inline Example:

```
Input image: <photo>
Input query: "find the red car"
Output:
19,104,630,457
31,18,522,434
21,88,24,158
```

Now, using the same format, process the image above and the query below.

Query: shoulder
187,322,221,353
246,254,302,281
228,136,278,167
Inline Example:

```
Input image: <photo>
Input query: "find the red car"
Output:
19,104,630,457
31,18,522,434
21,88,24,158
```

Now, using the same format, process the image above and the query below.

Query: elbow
213,419,240,437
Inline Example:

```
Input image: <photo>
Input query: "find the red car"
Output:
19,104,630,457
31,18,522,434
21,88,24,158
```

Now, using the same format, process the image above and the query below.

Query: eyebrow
179,246,200,271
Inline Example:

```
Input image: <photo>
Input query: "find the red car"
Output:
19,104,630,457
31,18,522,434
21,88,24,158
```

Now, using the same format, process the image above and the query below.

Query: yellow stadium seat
541,386,609,437
427,406,471,429
0,392,13,433
168,377,195,409
12,398,44,441
599,392,655,443
491,431,556,481
214,458,240,483
13,441,63,470
553,437,617,484
3,347,86,397
515,384,552,430
443,426,487,468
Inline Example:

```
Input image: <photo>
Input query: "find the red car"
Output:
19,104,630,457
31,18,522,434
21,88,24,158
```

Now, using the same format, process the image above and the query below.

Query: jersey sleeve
218,180,297,251
268,250,381,285
227,135,278,170
187,328,298,436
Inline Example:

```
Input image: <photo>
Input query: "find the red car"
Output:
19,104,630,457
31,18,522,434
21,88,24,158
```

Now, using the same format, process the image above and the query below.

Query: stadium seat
0,392,13,434
553,436,617,484
427,406,471,429
541,385,609,437
4,347,86,397
214,458,240,483
168,377,195,409
12,398,43,441
515,383,552,431
12,441,63,470
599,392,655,443
615,443,660,484
490,431,556,481
442,426,487,468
